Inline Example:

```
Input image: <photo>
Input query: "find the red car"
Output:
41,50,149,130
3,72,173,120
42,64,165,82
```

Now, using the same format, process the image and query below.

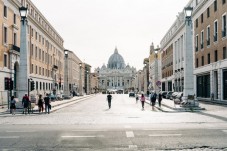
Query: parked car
166,91,173,99
49,93,56,101
171,92,179,100
129,92,135,97
161,91,168,98
56,93,63,100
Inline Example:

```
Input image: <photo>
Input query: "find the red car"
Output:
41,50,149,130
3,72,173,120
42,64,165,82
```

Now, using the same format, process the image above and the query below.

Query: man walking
44,93,50,114
22,93,30,115
107,92,112,109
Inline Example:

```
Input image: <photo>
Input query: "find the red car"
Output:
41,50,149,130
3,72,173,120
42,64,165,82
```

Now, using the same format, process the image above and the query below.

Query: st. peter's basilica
95,48,136,93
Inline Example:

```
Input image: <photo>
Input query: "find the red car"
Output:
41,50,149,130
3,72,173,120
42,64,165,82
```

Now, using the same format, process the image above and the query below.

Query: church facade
95,48,136,93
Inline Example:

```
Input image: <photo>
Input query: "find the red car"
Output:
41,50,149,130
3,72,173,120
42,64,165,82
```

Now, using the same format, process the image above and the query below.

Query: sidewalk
0,95,94,115
144,96,205,112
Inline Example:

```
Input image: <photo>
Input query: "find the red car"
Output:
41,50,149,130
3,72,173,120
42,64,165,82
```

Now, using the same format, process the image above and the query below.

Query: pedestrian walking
149,92,153,105
107,92,112,109
135,93,139,103
10,96,16,115
158,92,162,107
22,93,30,115
38,94,44,114
44,93,51,114
140,94,145,110
211,92,214,101
151,92,157,110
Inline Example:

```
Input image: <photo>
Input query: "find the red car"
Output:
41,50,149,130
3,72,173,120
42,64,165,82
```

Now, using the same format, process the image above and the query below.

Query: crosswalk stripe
149,134,182,137
126,131,134,138
62,136,97,138
222,130,227,133
0,136,20,138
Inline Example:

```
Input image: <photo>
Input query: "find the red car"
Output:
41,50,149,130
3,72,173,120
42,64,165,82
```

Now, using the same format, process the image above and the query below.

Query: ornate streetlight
182,6,198,107
64,50,70,98
79,63,82,96
18,6,29,102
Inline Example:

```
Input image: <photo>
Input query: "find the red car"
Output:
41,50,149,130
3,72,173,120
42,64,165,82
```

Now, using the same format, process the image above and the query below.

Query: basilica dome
107,48,126,69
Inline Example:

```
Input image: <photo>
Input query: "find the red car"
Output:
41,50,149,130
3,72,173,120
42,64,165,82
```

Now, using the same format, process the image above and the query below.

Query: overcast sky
32,0,189,71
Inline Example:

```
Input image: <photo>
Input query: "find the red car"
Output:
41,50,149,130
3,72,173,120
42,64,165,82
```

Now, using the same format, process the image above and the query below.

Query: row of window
20,0,63,46
33,81,63,91
195,0,226,27
195,14,226,51
196,47,227,68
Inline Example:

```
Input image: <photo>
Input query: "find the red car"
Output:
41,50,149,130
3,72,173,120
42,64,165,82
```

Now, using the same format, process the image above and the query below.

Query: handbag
48,104,51,110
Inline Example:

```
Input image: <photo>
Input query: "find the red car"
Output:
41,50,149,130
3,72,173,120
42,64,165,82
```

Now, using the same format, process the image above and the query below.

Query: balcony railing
207,39,210,46
9,44,20,53
222,30,226,38
195,46,198,52
201,43,204,49
214,35,217,42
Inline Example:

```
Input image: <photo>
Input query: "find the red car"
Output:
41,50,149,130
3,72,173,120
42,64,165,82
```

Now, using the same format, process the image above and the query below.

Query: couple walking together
38,94,51,114
140,92,162,110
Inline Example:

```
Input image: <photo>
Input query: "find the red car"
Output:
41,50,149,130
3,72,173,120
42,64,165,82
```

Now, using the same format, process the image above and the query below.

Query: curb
0,95,94,114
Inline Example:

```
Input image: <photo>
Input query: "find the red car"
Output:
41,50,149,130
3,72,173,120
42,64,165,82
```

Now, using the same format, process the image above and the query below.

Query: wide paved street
0,94,227,150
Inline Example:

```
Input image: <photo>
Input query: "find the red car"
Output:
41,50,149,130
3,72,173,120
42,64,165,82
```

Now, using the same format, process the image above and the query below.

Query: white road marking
128,145,137,149
126,131,134,138
222,130,227,133
0,136,19,138
61,135,104,138
143,129,178,131
72,130,107,132
6,130,36,133
149,134,182,137
124,125,131,129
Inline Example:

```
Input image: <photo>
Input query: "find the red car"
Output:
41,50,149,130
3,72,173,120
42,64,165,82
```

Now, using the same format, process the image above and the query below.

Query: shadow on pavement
196,112,227,122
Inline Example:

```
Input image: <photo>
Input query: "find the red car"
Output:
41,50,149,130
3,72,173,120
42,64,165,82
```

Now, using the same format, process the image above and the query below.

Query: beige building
193,0,227,101
0,0,64,104
90,72,99,94
66,50,82,94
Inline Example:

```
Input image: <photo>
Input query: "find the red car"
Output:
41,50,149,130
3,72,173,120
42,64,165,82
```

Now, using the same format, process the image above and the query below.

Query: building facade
160,10,186,93
63,50,83,95
95,48,136,93
0,0,64,103
148,43,161,93
193,0,227,101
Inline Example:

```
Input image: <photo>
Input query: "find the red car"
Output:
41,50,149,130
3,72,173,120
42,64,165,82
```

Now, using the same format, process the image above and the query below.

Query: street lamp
18,6,29,102
79,63,82,96
182,6,198,107
64,50,69,99
154,49,158,93
86,70,89,95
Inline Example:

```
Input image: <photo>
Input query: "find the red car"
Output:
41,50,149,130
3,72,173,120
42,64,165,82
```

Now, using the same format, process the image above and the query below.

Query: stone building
0,0,64,103
148,43,161,93
193,0,227,101
95,48,136,93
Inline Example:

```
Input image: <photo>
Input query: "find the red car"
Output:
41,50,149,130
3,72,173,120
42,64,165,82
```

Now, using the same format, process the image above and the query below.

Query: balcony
195,46,198,52
201,43,204,49
222,30,226,38
213,35,217,42
52,65,58,70
9,44,20,53
207,39,210,46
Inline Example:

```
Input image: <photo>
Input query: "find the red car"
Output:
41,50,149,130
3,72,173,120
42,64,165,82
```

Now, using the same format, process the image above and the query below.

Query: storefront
223,70,227,100
197,74,210,98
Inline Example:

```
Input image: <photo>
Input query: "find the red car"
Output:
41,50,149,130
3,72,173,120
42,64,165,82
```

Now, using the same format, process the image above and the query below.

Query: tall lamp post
183,6,198,106
154,49,158,93
64,50,69,98
86,70,89,95
18,6,29,102
79,63,82,96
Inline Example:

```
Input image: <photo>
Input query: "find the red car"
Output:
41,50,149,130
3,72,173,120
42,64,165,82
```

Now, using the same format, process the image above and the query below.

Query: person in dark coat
44,93,51,114
38,94,44,113
22,93,30,115
151,92,157,110
158,92,162,107
106,92,112,109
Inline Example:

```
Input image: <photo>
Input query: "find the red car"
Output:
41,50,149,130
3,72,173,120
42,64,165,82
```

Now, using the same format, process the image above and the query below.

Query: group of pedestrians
9,93,52,115
105,92,162,111
138,92,162,111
